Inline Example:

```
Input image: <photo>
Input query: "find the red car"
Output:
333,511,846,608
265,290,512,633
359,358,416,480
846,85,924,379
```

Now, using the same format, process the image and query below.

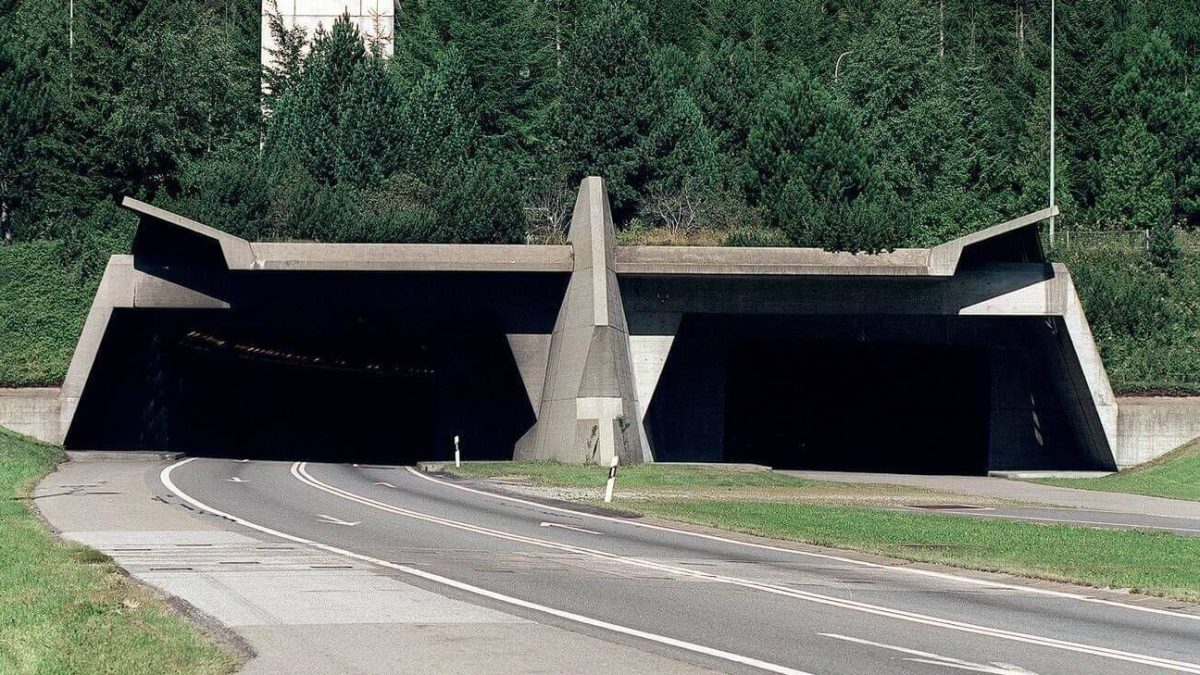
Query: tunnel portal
65,309,533,464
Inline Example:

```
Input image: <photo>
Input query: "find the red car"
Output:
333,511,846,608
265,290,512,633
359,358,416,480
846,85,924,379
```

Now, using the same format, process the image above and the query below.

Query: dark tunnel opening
723,339,991,474
644,315,1004,475
65,309,534,464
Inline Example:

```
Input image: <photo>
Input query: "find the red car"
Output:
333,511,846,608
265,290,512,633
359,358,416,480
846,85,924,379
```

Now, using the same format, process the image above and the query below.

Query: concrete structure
0,388,60,444
43,178,1199,472
1115,396,1200,466
262,0,394,76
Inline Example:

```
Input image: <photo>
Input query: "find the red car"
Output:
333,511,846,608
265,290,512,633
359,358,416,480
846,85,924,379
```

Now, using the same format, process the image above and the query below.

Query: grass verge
448,461,1200,603
0,428,239,674
449,460,815,488
0,242,96,387
1033,438,1200,502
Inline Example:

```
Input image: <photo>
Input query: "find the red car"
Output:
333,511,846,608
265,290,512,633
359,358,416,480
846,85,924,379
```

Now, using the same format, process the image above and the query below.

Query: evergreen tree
1096,121,1173,233
394,0,551,165
396,47,481,184
642,90,720,233
266,16,368,185
432,158,527,243
558,0,661,217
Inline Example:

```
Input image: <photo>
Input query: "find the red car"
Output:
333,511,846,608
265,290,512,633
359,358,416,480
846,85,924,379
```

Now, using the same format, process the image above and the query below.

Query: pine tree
642,90,720,233
1096,120,1173,233
284,16,368,185
396,47,481,184
746,70,904,252
557,0,661,218
394,0,551,165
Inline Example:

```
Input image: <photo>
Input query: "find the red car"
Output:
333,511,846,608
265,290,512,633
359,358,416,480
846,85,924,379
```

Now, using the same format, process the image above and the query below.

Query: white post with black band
454,435,462,468
604,455,619,503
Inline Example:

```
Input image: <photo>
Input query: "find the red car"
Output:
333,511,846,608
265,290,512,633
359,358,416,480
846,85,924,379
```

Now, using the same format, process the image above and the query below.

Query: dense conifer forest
1,0,1199,390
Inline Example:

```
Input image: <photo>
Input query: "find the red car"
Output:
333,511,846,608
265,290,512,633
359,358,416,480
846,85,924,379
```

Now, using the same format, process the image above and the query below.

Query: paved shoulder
36,458,715,675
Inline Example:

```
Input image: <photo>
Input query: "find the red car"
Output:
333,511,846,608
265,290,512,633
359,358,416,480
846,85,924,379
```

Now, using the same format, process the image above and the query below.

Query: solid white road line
820,634,1037,675
159,458,811,675
403,466,1200,624
296,462,1200,673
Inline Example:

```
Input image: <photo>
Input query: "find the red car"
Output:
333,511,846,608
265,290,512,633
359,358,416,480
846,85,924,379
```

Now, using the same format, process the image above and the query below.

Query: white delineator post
454,435,461,468
604,455,619,503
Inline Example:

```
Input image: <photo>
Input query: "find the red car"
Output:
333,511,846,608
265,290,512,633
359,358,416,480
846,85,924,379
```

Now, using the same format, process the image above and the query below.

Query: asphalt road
163,458,1200,675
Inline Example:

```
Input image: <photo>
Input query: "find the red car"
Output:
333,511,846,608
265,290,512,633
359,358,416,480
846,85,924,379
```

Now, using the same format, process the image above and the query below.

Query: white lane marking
300,463,1200,673
234,459,250,463
404,467,1200,623
942,510,1200,534
317,514,360,527
226,477,248,483
161,458,810,675
821,634,1037,675
540,522,603,535
374,481,397,488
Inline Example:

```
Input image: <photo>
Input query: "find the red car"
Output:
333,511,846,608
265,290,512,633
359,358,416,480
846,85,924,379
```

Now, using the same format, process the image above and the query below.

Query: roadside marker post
454,435,462,468
604,455,619,503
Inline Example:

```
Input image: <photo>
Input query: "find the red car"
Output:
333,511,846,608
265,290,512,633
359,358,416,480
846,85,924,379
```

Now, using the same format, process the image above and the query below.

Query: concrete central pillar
514,178,649,464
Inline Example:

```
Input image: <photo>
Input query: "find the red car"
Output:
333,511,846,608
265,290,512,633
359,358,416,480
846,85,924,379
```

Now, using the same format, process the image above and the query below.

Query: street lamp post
1048,0,1057,247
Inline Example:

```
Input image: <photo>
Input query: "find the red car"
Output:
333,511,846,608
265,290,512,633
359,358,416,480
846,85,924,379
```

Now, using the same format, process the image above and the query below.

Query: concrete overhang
122,197,1055,278
616,206,1057,278
121,197,574,273
613,245,932,276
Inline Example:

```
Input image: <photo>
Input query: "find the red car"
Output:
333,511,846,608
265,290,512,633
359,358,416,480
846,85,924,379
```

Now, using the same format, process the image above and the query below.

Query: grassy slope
0,428,238,674
0,242,96,387
1035,438,1200,501
448,462,1200,602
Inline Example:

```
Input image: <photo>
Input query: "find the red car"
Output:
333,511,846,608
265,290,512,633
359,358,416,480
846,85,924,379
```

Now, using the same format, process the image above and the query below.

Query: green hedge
1051,232,1200,395
0,242,99,387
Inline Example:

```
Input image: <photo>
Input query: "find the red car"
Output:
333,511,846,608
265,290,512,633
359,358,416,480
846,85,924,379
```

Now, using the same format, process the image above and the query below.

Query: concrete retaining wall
0,388,62,444
1116,397,1200,467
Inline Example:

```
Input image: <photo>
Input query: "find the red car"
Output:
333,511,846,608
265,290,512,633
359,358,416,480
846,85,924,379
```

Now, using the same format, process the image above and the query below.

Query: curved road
163,458,1200,674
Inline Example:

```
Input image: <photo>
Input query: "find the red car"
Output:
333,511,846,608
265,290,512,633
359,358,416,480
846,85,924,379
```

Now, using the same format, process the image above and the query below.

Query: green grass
449,460,816,488
0,428,239,674
1034,438,1200,501
628,500,1200,602
0,242,97,387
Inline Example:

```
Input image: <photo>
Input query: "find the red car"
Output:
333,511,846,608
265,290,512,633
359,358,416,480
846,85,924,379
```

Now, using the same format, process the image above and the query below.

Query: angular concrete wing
515,178,648,465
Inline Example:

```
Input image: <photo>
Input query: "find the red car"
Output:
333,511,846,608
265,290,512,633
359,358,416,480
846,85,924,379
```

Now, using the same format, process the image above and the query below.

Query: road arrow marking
234,459,250,463
317,514,360,527
374,481,396,488
226,477,248,483
539,522,602,535
821,634,1037,674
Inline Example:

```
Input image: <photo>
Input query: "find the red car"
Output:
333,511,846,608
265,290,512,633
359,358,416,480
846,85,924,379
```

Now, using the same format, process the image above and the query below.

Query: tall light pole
1048,0,1057,247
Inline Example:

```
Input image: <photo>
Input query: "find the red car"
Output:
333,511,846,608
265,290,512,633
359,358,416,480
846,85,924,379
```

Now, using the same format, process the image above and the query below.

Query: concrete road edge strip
404,467,1200,624
159,458,812,675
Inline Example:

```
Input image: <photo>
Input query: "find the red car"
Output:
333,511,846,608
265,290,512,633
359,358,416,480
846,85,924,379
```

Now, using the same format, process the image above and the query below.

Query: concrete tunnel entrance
643,314,1097,475
723,340,991,474
64,309,534,463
